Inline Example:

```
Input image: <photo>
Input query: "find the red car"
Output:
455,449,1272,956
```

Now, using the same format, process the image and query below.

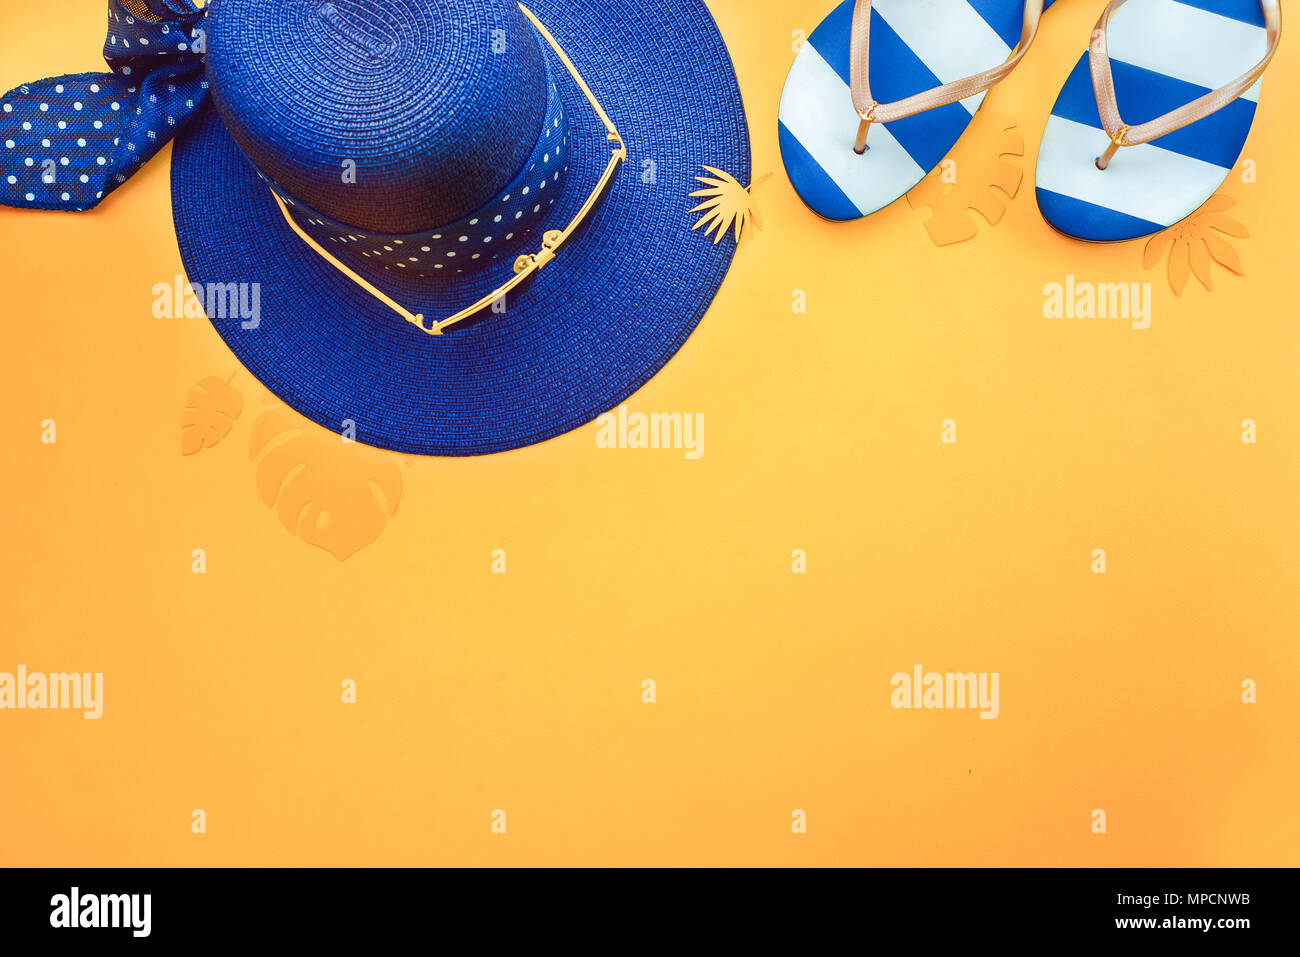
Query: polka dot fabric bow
0,0,209,211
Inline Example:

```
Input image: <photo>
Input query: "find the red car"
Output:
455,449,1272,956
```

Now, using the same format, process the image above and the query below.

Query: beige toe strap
849,0,1046,152
1089,0,1281,156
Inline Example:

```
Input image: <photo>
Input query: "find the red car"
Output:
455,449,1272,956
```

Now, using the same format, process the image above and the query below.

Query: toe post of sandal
1095,125,1129,171
853,103,877,155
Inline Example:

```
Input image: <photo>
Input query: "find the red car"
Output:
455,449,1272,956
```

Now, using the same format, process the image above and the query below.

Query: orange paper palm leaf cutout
249,405,403,561
689,166,771,244
180,374,244,456
1143,193,1248,295
906,114,1024,246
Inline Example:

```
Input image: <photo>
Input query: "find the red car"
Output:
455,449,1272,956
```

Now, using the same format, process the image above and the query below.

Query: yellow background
1,0,1297,866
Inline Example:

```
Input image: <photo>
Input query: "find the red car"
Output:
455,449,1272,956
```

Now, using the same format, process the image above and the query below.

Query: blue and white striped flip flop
778,0,1054,222
1036,0,1281,242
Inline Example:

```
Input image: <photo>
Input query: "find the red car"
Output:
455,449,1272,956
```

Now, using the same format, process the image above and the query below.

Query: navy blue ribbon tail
0,0,209,211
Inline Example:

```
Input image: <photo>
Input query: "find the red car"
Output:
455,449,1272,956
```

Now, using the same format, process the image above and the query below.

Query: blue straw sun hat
0,0,750,455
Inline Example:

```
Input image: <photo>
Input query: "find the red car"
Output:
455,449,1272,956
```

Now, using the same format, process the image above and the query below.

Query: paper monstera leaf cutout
1143,193,1248,295
906,114,1024,246
180,374,244,455
249,405,403,561
689,166,772,244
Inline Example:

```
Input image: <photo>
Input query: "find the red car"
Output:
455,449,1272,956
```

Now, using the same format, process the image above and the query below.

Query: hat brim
170,0,749,456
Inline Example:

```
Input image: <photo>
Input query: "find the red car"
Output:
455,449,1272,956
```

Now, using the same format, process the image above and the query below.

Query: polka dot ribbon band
0,0,209,211
267,62,571,281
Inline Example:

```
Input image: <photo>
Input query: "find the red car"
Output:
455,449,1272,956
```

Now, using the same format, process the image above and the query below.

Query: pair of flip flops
779,0,1281,242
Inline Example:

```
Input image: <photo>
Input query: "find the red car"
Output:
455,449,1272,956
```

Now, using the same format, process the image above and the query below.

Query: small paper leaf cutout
1144,232,1175,270
689,166,770,245
1203,233,1244,274
1199,214,1250,238
181,374,243,456
1188,237,1214,291
1168,239,1191,296
249,405,402,561
1142,192,1247,295
906,114,1024,246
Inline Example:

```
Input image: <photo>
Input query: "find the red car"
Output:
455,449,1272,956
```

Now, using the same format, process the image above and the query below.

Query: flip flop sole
779,0,1055,221
1036,0,1269,242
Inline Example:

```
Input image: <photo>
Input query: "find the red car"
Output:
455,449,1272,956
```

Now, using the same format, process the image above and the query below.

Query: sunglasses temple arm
518,4,621,145
272,191,434,331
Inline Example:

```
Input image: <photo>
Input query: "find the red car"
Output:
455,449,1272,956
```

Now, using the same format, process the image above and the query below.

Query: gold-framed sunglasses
271,4,627,336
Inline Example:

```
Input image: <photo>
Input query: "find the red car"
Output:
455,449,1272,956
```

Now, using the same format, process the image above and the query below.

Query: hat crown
205,0,547,234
